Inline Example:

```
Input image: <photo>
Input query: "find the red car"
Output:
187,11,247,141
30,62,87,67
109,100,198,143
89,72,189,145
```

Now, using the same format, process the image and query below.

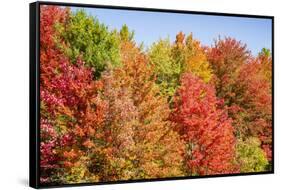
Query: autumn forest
40,5,273,185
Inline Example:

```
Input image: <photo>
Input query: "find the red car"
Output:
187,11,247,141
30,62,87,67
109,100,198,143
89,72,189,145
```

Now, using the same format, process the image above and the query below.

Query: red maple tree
40,6,108,183
170,74,238,175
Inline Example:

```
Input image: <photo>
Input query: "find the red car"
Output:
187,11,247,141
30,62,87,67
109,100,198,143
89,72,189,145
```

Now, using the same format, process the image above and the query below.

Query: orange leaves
175,31,185,47
39,5,272,184
63,149,78,159
100,39,184,179
63,161,74,168
74,125,85,137
83,139,95,149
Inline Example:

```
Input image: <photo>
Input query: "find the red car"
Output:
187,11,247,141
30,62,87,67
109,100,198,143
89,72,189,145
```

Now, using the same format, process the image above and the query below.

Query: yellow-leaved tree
149,32,213,102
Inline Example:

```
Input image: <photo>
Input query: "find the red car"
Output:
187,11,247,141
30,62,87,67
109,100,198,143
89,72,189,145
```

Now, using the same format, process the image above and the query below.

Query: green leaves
149,38,181,99
149,33,213,102
120,24,135,41
236,137,269,172
60,10,121,78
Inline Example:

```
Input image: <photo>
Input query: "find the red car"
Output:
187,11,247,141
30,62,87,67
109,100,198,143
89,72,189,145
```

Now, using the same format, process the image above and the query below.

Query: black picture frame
30,1,274,188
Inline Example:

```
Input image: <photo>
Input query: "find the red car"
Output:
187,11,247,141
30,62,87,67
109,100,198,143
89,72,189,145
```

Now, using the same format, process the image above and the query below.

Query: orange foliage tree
100,35,185,180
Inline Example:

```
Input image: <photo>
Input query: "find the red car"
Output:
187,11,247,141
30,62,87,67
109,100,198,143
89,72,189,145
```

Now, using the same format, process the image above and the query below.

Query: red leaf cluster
171,74,238,175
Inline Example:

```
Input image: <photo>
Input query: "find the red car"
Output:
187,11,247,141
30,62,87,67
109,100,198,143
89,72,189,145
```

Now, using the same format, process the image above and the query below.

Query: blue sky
71,7,272,56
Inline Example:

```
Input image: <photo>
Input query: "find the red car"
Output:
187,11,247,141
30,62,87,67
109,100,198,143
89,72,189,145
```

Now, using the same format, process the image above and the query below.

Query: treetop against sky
70,6,272,56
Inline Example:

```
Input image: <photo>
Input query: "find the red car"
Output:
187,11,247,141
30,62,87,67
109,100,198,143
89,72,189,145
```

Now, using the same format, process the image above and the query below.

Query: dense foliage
207,38,272,160
101,38,184,180
39,5,273,185
149,32,212,101
40,6,109,183
58,9,121,78
235,137,268,172
170,74,237,175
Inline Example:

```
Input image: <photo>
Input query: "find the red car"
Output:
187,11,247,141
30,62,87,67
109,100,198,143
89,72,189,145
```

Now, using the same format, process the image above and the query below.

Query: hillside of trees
39,6,272,185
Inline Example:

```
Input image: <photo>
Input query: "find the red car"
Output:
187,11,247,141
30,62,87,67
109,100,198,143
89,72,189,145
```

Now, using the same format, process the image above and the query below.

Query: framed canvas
29,1,274,188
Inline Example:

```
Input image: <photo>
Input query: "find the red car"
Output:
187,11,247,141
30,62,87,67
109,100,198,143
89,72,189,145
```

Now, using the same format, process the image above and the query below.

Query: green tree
119,24,135,41
259,48,271,57
258,48,272,85
148,38,180,99
236,137,269,172
149,32,212,102
59,9,121,78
